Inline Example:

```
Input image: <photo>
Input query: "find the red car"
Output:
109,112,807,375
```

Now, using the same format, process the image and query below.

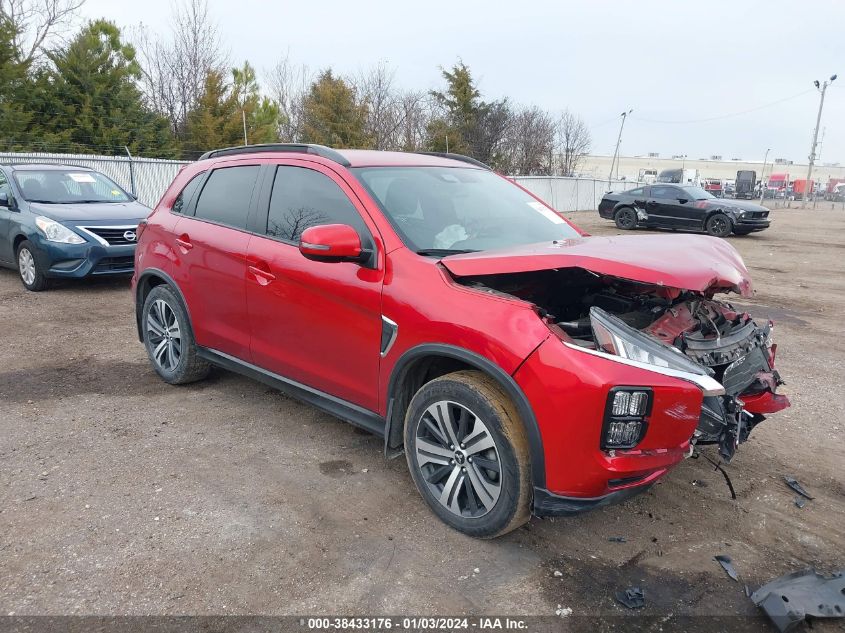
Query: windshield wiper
416,248,478,257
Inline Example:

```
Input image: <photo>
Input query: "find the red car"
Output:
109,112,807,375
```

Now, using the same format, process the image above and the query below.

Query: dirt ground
0,206,843,626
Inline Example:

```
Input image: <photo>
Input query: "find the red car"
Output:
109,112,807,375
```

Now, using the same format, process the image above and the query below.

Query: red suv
132,144,789,538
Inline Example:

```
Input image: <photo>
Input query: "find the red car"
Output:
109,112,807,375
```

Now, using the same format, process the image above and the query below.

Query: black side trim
198,143,351,166
532,484,653,517
416,152,491,170
198,347,386,437
134,268,192,342
386,343,546,488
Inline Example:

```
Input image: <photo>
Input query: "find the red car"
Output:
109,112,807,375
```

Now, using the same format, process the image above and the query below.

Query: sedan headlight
590,307,713,377
35,216,85,244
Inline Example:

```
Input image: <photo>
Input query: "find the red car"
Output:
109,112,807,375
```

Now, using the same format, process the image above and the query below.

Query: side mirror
299,224,366,263
0,192,11,208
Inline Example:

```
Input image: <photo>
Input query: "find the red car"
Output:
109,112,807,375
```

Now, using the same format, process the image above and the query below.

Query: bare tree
0,0,84,64
350,62,401,150
134,0,226,139
501,105,556,175
265,52,311,142
557,109,591,176
395,89,432,151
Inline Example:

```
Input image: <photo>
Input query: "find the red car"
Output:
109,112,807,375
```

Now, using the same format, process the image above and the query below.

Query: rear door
245,160,384,411
0,170,14,263
175,162,261,361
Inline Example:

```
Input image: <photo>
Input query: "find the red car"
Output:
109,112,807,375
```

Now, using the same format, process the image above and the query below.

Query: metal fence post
124,146,136,197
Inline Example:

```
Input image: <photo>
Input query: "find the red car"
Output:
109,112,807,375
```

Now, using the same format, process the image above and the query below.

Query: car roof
335,149,478,169
5,163,94,171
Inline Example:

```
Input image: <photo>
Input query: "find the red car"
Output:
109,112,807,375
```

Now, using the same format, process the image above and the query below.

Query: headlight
35,216,85,244
590,307,713,377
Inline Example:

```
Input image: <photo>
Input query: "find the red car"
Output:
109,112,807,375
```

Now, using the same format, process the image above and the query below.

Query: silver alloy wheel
18,248,36,286
414,400,502,518
146,299,182,371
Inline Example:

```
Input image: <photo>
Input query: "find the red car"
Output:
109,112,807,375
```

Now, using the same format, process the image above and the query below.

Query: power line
631,89,815,125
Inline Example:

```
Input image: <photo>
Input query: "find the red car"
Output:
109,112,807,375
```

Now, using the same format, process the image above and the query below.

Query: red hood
440,235,753,297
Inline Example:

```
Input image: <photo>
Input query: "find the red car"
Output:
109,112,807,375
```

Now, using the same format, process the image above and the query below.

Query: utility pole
608,109,633,186
759,148,770,206
805,74,836,203
242,109,248,145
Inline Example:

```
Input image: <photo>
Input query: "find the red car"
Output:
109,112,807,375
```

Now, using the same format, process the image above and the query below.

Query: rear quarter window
171,171,206,214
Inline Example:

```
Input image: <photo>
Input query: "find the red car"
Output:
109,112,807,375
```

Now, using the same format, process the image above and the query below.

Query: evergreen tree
301,70,369,148
33,20,176,156
0,16,33,149
232,62,281,144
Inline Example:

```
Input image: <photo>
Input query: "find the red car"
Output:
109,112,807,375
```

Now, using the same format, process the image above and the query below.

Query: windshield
681,186,714,200
13,169,132,204
352,166,580,253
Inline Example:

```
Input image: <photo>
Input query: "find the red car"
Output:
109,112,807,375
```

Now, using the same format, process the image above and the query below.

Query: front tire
17,241,48,291
141,285,210,384
614,207,637,230
705,212,732,237
404,370,531,538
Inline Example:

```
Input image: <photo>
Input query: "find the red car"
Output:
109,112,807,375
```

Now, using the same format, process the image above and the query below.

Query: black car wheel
404,370,531,538
705,213,732,237
17,241,48,291
614,207,637,230
142,285,210,384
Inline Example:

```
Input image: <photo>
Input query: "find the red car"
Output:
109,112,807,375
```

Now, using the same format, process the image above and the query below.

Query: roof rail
417,152,491,170
198,143,350,166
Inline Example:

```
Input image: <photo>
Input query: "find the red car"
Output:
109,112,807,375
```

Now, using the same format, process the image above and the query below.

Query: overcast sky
83,0,845,164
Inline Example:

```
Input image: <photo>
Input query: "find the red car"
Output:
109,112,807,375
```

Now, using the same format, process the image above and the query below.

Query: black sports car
598,184,771,237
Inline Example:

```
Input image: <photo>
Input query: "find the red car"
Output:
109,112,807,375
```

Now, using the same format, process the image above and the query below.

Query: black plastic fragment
700,452,737,499
615,587,645,609
608,536,626,543
750,568,845,633
715,555,739,581
784,476,813,500
794,496,806,509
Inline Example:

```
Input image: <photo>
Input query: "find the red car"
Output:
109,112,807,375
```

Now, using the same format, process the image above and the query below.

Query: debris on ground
691,479,708,487
784,476,814,500
714,555,739,581
698,452,737,499
750,568,845,633
555,605,573,618
615,587,645,609
608,536,626,543
552,570,563,577
794,497,806,509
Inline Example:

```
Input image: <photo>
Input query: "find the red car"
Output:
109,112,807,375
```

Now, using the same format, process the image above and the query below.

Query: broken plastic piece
608,536,626,543
714,554,739,581
615,587,645,609
750,568,845,633
794,497,806,509
784,476,813,500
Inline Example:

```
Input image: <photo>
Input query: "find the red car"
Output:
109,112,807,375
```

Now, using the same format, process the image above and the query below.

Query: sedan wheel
16,241,47,291
414,400,502,518
614,207,637,230
706,213,732,237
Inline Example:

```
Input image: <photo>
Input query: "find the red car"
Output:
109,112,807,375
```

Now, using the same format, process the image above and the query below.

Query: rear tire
141,285,210,384
404,370,531,538
17,241,48,291
614,207,637,230
705,213,732,237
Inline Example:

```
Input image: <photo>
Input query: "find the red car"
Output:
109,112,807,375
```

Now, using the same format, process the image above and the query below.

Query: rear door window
193,166,260,230
266,166,366,242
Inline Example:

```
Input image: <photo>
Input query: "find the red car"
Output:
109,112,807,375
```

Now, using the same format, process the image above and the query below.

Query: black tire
404,370,531,538
614,207,637,230
141,284,210,384
16,241,48,291
705,213,732,237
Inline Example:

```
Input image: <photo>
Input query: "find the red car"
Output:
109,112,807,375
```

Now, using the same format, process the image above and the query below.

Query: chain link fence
1,151,642,213
0,152,190,207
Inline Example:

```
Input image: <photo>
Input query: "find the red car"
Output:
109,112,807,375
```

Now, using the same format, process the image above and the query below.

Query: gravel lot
1,207,843,624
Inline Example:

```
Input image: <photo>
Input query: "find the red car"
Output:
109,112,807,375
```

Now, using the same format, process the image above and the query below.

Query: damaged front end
454,266,789,461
